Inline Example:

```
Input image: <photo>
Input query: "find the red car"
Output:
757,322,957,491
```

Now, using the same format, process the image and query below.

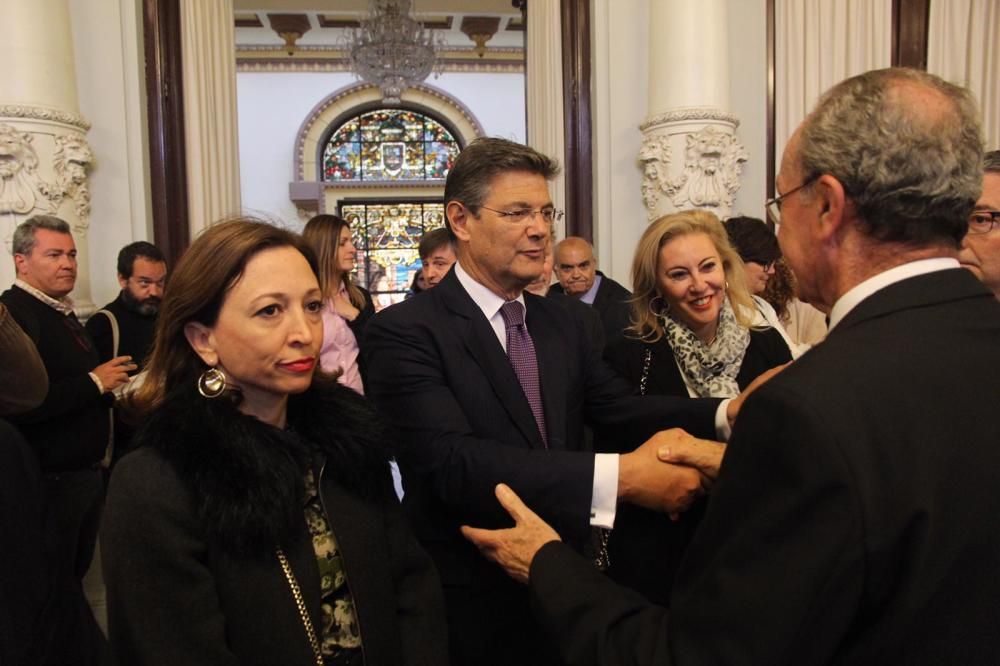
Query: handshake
617,429,726,518
461,429,727,585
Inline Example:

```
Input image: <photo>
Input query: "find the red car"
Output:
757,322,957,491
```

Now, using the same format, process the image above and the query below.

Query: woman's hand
332,292,361,321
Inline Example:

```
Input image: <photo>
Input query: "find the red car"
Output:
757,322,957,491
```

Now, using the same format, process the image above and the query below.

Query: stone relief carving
639,134,678,214
639,120,749,220
679,126,748,210
0,123,53,215
53,134,95,227
0,124,95,227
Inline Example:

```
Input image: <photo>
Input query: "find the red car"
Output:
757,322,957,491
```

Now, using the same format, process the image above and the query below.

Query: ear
183,321,218,367
447,201,472,243
813,174,849,241
117,274,128,290
13,253,27,277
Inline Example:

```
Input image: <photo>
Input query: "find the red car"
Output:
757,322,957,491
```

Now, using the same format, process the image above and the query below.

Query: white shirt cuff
89,371,105,394
715,399,732,441
590,453,619,529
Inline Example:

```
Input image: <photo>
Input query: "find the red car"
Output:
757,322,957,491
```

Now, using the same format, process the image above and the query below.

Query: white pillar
524,0,566,238
640,0,747,221
181,0,242,237
0,0,97,314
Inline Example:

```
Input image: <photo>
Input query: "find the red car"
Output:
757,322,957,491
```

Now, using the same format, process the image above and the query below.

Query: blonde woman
598,210,792,605
302,214,375,393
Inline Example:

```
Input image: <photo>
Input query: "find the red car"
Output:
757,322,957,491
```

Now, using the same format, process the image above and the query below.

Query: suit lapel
437,272,547,449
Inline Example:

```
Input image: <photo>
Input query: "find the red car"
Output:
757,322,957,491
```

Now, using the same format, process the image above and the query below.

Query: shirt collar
454,261,526,321
579,273,602,305
15,279,76,316
827,257,959,331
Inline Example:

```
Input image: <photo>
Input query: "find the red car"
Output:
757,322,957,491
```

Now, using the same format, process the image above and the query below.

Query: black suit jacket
597,329,792,605
550,272,633,345
364,269,720,662
529,268,1000,665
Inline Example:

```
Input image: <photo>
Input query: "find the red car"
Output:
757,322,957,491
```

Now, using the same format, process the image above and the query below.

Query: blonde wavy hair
628,210,757,342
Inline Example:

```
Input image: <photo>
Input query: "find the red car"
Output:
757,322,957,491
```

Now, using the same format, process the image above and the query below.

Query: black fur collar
136,378,390,557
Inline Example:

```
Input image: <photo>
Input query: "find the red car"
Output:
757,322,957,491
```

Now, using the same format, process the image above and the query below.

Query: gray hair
984,149,1000,174
12,216,72,256
443,137,560,238
798,67,983,247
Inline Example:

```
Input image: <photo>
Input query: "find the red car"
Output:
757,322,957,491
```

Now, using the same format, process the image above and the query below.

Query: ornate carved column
180,0,241,236
639,0,747,222
0,0,97,313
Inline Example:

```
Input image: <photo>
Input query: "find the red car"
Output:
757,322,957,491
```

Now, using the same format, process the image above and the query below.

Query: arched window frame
317,105,464,184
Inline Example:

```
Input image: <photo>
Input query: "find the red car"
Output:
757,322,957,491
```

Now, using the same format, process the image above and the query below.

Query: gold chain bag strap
594,347,654,571
276,548,325,666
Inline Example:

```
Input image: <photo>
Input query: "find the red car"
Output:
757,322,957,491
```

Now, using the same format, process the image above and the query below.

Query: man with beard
86,241,166,464
86,241,166,370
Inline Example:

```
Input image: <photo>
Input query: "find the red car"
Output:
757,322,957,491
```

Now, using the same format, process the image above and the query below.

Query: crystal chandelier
349,0,438,104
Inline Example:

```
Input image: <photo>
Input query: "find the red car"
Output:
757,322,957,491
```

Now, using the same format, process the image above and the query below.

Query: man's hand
657,434,727,488
618,429,704,516
726,362,789,426
461,484,561,584
92,355,137,393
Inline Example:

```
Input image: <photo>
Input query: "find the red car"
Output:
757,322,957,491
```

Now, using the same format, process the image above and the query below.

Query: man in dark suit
463,68,1000,665
365,138,746,665
550,236,632,344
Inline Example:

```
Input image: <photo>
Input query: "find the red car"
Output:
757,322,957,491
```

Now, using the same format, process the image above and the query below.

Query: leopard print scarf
660,298,750,398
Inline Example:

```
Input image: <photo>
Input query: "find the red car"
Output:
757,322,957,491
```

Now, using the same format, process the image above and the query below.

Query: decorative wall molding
236,45,524,73
640,107,740,130
0,104,91,131
639,109,748,221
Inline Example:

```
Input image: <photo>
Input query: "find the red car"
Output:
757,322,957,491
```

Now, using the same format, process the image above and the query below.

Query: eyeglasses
478,206,565,224
765,175,818,225
968,210,1000,234
747,259,776,271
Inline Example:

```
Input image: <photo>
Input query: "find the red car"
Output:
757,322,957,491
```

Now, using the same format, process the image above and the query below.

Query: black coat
364,269,721,664
0,286,110,470
529,269,1000,665
597,328,791,605
101,381,447,666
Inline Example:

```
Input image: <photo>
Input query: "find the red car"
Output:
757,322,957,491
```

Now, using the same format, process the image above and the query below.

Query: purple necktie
499,301,548,447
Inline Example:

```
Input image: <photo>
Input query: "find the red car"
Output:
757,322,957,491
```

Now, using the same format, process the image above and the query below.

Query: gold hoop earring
649,295,670,318
197,367,227,398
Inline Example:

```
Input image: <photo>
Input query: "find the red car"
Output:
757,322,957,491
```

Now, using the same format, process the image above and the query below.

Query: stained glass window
341,201,447,310
323,109,460,182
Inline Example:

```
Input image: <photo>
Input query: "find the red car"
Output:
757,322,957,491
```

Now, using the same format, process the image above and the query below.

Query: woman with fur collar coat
101,220,447,666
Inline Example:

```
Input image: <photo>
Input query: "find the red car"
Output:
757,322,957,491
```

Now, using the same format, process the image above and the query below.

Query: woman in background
302,214,374,393
725,216,825,352
102,219,446,665
762,259,828,347
599,210,791,605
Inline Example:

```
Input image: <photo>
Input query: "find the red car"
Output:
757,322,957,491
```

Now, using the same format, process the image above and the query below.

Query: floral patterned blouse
303,468,365,665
